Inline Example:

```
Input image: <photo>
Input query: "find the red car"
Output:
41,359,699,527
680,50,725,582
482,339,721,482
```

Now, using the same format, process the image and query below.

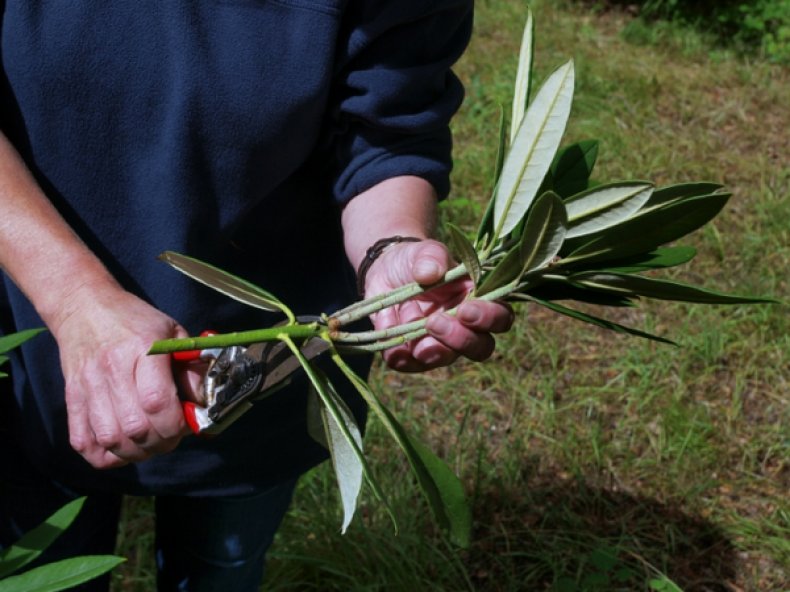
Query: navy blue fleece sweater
0,1,472,495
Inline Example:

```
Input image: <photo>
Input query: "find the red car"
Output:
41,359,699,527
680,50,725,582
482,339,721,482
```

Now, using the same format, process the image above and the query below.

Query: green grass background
113,2,789,590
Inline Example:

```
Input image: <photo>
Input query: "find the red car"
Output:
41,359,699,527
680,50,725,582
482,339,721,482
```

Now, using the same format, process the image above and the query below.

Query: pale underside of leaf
314,378,364,534
520,192,568,274
510,8,534,143
159,251,289,316
564,182,654,239
493,60,575,241
285,338,391,534
331,352,470,547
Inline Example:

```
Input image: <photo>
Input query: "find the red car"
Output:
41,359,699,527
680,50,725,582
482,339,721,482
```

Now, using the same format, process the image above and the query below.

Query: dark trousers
0,443,297,592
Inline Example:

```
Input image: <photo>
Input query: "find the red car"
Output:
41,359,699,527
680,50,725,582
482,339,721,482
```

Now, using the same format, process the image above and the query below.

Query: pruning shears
172,317,330,436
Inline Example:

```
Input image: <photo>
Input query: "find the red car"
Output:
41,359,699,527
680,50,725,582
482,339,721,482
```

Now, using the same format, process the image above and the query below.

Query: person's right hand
51,282,200,469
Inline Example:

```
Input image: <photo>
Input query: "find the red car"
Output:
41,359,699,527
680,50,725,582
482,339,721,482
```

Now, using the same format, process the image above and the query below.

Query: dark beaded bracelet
356,235,422,298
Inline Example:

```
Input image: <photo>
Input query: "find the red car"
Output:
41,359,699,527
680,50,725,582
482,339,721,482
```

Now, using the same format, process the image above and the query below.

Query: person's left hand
363,239,514,372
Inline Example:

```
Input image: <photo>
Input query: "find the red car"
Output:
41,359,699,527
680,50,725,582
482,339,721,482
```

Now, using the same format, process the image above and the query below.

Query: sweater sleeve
326,0,473,204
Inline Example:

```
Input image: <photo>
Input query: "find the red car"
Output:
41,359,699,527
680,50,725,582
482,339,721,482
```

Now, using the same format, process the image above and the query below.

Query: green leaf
648,575,684,592
493,60,575,241
0,328,46,355
446,223,482,285
519,294,676,344
564,182,653,239
519,191,568,274
306,388,328,449
0,556,125,592
332,353,471,547
571,272,777,304
0,498,86,579
283,337,391,533
524,280,637,307
640,181,723,213
549,139,599,198
476,247,521,297
510,7,535,143
158,251,293,321
562,192,731,265
477,109,508,252
597,246,698,273
409,438,471,547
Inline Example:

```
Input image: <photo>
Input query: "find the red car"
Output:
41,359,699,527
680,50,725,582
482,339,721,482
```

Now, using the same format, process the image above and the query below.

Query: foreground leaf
447,223,482,285
562,192,730,265
477,108,508,251
518,294,676,344
284,337,391,532
597,246,698,273
158,252,294,321
0,328,46,355
510,7,535,143
476,247,521,297
493,60,575,241
519,191,568,274
564,182,653,239
571,272,777,304
0,556,124,592
0,498,85,579
640,181,723,214
332,352,471,547
307,370,365,534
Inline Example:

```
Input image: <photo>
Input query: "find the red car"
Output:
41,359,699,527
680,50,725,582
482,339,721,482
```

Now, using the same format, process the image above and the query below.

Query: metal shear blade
199,337,331,433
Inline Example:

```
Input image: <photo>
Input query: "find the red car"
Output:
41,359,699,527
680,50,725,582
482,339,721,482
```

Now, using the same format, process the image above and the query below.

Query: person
0,2,512,590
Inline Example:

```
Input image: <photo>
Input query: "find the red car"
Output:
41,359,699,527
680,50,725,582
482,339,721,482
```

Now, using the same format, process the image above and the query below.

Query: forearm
341,176,439,271
0,132,117,331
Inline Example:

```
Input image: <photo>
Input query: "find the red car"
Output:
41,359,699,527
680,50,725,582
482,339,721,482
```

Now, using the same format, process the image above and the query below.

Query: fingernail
415,259,441,281
459,303,481,324
429,314,451,336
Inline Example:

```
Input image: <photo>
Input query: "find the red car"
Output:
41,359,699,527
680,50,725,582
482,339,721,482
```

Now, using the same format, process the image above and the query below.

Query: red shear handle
170,330,217,435
170,330,218,361
181,401,203,435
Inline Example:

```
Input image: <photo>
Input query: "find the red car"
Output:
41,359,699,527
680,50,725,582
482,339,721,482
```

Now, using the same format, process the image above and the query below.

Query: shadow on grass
467,473,737,591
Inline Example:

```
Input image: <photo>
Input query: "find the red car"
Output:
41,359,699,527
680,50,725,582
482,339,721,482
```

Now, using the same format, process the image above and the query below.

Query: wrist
38,258,120,337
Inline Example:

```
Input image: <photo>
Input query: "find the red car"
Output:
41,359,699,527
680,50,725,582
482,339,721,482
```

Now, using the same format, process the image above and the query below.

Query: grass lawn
113,2,789,590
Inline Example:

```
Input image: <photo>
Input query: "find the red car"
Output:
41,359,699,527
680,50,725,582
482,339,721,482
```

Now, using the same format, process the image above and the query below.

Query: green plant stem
335,279,521,352
330,263,470,326
148,323,321,354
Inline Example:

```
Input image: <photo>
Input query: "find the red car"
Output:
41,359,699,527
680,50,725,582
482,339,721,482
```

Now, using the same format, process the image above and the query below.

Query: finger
457,301,515,334
102,346,160,449
65,378,127,469
426,312,496,362
135,353,185,443
411,333,460,367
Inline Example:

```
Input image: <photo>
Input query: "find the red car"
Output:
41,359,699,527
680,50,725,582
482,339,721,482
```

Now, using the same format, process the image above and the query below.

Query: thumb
406,240,453,286
365,239,453,295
